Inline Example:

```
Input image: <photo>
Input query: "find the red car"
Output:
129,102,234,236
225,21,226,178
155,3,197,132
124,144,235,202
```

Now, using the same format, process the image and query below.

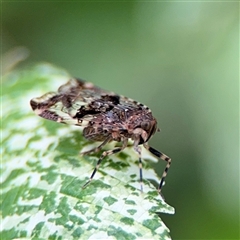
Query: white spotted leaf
2,64,174,240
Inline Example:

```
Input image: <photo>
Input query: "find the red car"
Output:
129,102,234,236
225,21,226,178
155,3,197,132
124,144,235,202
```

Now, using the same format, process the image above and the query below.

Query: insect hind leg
81,136,111,156
143,143,171,199
82,139,128,189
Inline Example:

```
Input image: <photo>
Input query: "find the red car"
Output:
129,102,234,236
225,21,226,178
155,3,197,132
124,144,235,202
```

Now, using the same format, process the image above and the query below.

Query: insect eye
141,121,151,131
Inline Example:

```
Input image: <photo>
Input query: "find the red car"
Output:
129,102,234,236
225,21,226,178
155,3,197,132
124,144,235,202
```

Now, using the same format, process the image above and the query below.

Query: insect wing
30,78,114,126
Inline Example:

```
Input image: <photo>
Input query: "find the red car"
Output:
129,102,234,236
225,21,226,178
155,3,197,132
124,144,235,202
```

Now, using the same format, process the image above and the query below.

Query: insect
30,78,171,198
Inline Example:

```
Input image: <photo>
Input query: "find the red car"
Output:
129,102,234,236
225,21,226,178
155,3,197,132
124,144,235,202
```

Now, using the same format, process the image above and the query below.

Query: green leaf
1,63,174,240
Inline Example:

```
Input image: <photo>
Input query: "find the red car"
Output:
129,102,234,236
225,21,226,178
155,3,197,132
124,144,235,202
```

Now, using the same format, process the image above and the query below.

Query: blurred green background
3,2,239,239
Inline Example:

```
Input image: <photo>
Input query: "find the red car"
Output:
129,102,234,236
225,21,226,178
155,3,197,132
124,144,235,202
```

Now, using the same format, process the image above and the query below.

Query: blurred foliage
2,2,239,239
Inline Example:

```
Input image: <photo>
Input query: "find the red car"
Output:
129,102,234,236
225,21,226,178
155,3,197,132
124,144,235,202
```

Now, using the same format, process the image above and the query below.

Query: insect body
30,78,171,198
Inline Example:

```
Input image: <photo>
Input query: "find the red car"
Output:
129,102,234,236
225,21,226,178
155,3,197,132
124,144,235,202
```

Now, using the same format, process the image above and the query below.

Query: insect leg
81,135,112,155
133,146,143,192
143,143,171,198
82,139,128,189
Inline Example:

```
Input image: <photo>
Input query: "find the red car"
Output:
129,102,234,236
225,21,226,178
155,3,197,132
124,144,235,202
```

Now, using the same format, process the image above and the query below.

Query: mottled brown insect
30,78,171,198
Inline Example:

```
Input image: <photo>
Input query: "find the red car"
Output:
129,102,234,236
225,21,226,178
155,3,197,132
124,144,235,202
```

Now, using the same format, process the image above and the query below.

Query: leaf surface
1,64,174,240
